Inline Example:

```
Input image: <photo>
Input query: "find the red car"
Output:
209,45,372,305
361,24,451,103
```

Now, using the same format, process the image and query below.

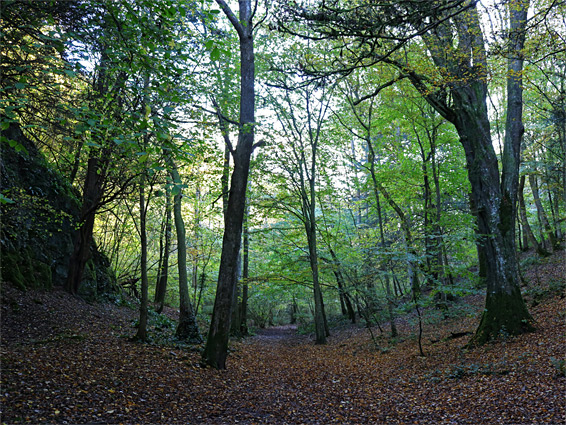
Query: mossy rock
1,121,117,297
78,258,97,301
32,260,52,290
1,248,53,291
1,250,27,291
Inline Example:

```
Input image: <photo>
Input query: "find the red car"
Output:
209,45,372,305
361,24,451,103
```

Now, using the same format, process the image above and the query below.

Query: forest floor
1,251,565,425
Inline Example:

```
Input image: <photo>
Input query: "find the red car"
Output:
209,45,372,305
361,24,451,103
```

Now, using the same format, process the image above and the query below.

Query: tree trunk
419,141,440,286
306,216,326,344
375,181,420,296
518,175,548,255
449,81,533,343
529,174,558,251
135,177,149,342
240,201,250,336
550,187,563,243
468,0,534,344
546,188,562,244
154,183,171,313
230,254,242,336
401,0,533,343
202,0,255,369
366,141,398,336
290,296,298,324
330,249,356,323
168,160,202,343
430,139,450,292
65,156,106,295
65,46,123,295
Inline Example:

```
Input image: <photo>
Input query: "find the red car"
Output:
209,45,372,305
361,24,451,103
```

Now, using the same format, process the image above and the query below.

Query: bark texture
202,0,255,369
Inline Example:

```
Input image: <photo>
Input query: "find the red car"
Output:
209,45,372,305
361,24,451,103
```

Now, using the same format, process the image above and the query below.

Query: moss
468,286,534,346
2,247,53,291
1,251,27,291
33,261,52,290
21,249,37,288
78,258,98,301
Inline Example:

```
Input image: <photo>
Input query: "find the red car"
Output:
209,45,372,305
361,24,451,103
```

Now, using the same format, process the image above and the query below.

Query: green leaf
137,152,149,163
2,136,29,155
0,193,15,204
210,47,220,61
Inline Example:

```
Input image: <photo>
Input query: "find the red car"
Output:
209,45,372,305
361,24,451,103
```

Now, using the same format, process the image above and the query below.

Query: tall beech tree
279,0,535,343
202,0,260,369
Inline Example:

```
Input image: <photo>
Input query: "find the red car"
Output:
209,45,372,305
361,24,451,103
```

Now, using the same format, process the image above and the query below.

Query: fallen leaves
1,253,565,424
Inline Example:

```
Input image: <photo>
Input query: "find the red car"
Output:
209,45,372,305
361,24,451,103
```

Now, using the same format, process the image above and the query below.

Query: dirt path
254,324,299,338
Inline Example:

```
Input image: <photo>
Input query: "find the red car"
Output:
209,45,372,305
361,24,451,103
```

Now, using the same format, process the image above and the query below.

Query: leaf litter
1,252,564,424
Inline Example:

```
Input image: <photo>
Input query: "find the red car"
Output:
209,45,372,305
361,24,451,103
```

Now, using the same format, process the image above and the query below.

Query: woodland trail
1,253,565,424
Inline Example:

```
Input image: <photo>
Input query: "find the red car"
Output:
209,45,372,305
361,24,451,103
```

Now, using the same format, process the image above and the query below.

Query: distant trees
276,0,540,343
265,75,335,343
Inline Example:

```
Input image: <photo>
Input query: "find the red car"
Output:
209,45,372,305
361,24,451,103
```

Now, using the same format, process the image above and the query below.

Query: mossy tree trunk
451,84,533,344
410,1,534,344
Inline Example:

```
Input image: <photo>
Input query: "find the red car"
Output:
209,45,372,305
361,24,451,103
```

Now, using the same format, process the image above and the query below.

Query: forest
1,0,565,423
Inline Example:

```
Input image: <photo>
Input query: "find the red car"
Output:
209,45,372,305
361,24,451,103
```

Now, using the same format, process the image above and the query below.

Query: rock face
1,122,116,299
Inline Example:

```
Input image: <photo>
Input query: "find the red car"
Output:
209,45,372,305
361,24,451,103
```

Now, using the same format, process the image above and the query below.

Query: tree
279,0,535,343
202,0,260,369
154,182,172,313
134,81,152,341
265,76,335,343
168,155,202,343
63,0,188,295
